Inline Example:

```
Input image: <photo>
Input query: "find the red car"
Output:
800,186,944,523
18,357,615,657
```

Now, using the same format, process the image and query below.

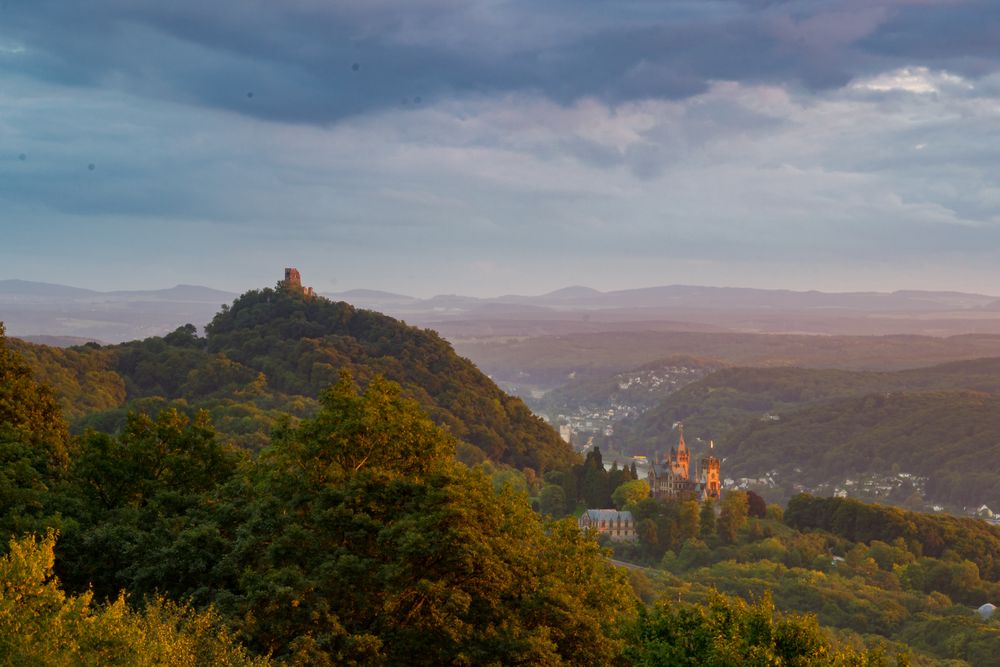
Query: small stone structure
281,267,315,297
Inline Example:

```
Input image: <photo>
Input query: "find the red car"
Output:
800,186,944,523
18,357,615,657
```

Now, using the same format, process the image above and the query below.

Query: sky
2,0,1000,297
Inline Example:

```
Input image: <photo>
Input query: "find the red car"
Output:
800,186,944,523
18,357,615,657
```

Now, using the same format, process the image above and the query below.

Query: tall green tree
700,499,717,540
612,479,650,510
0,324,68,460
55,408,242,599
0,324,71,539
678,500,701,543
213,373,635,664
717,491,749,545
580,447,611,508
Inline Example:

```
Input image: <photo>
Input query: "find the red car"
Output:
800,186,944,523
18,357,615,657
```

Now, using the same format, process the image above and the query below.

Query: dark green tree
212,373,635,664
700,498,717,540
718,491,749,545
625,591,899,666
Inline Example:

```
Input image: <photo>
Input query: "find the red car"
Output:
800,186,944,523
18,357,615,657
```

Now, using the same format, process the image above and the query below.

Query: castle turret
701,440,721,501
669,423,690,480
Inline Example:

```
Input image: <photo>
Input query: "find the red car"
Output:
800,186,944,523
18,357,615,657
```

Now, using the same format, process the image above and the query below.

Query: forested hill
723,391,1000,508
10,286,576,472
614,359,1000,454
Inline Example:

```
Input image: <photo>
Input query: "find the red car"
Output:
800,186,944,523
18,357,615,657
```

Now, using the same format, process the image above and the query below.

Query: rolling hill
8,284,575,471
611,359,1000,508
455,330,1000,392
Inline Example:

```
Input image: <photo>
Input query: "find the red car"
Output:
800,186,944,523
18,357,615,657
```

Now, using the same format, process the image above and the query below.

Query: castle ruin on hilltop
280,267,315,297
647,423,721,502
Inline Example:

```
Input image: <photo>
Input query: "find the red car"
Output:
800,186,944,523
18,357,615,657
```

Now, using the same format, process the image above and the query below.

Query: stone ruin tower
281,267,315,297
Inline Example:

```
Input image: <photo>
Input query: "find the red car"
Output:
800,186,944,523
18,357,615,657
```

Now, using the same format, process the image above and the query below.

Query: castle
647,424,721,502
280,267,315,297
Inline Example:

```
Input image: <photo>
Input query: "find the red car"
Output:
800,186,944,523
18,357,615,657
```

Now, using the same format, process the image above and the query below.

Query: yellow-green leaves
0,531,267,666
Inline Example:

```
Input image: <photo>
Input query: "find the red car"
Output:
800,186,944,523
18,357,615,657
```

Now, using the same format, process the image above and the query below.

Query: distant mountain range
5,277,1000,344
0,279,240,343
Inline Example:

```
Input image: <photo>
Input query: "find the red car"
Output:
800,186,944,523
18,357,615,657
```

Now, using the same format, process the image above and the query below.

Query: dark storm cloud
862,0,1000,69
1,0,991,125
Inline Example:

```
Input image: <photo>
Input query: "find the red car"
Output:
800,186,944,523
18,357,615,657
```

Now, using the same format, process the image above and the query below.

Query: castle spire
672,422,690,481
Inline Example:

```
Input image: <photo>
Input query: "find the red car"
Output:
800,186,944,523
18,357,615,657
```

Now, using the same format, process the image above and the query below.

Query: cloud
3,0,1000,295
2,0,996,125
851,66,972,93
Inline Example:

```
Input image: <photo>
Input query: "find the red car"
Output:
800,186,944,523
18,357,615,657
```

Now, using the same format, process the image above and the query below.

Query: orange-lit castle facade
647,424,722,502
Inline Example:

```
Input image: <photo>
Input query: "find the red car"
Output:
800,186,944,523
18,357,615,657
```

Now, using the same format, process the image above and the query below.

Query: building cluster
647,424,721,502
578,424,722,542
552,364,712,445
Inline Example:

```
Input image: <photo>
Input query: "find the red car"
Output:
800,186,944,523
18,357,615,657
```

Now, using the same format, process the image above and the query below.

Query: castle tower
280,267,315,297
701,440,721,501
672,423,690,481
283,267,302,289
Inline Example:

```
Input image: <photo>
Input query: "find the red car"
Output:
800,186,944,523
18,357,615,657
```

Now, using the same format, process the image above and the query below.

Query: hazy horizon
5,273,1000,302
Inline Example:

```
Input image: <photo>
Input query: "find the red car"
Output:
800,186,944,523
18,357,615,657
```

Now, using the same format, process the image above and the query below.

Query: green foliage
612,479,650,510
785,494,1000,581
0,531,266,666
625,590,894,666
9,317,1000,665
266,370,455,482
207,375,634,664
0,324,69,467
54,408,242,599
0,324,73,540
18,288,576,472
606,489,1000,664
718,491,749,545
200,288,574,471
725,392,1000,507
540,483,567,516
9,337,125,420
627,496,709,562
617,361,1000,508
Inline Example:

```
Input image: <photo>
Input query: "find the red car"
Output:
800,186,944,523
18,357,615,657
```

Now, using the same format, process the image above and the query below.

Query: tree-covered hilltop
11,285,576,472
